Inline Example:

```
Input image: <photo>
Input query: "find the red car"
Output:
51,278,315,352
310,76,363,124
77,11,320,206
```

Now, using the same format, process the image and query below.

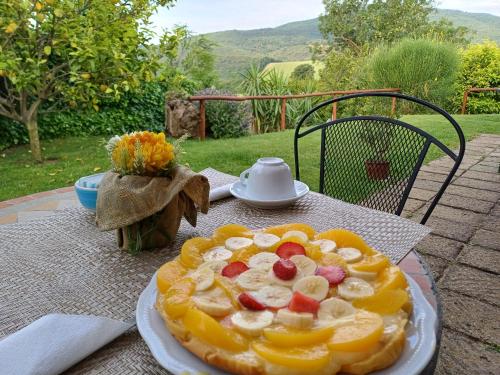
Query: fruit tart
155,223,412,375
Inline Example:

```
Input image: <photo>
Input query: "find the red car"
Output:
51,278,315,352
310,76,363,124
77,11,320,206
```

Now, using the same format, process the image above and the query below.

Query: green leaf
54,8,64,18
43,46,52,56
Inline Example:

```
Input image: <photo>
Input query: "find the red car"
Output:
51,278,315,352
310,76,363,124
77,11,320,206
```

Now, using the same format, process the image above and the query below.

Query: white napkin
209,184,233,202
0,313,132,375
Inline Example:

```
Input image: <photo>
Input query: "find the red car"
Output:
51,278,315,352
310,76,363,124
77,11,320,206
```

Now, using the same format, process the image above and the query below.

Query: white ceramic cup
240,157,296,200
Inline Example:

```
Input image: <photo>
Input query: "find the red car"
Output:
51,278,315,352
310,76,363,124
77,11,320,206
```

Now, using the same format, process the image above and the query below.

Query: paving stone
429,204,485,225
409,187,436,201
458,245,500,274
402,198,425,213
419,253,449,280
419,216,475,242
413,178,444,192
441,290,500,344
462,170,500,183
470,229,500,251
416,170,448,183
445,184,500,202
420,165,457,175
414,234,464,260
479,160,500,168
453,177,500,192
439,264,500,306
438,194,494,214
482,216,500,232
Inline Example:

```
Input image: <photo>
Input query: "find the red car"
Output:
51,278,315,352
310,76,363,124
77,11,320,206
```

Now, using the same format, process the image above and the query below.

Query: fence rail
461,87,500,114
188,88,401,140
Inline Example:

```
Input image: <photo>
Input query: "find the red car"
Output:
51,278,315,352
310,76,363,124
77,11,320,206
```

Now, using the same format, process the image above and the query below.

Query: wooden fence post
331,96,337,120
280,98,287,131
461,90,469,115
391,96,396,116
199,99,206,140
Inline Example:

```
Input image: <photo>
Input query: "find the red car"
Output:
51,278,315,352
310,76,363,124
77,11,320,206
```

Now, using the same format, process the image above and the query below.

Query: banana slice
248,252,280,270
347,265,378,281
203,246,233,262
253,233,280,250
236,268,269,290
337,247,363,263
317,297,356,322
199,260,228,273
231,310,274,336
337,277,375,300
254,285,293,308
192,290,232,317
225,237,254,251
190,267,215,291
282,230,309,242
276,308,314,329
311,239,337,253
290,255,317,276
268,268,302,287
292,275,329,301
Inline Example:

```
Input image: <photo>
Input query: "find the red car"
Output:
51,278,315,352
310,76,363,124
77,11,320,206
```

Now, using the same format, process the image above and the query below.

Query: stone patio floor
0,134,499,374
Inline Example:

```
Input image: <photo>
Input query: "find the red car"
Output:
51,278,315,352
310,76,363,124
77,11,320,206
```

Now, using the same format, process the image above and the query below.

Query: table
0,169,440,374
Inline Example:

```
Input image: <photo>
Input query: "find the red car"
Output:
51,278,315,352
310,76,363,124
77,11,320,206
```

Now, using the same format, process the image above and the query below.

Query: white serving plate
137,272,437,375
229,180,309,209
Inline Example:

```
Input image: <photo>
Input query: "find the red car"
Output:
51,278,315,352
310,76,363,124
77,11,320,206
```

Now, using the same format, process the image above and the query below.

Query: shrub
366,39,459,112
291,64,315,81
196,88,252,139
452,41,500,114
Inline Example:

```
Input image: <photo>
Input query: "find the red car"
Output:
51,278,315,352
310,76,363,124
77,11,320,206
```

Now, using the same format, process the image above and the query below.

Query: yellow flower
5,22,18,34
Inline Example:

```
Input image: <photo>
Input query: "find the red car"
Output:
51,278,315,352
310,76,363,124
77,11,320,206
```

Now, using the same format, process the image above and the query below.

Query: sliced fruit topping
183,308,248,351
190,266,215,291
214,274,241,307
352,289,409,315
253,232,281,249
293,275,329,301
288,291,320,314
338,277,375,300
230,244,260,263
226,237,254,251
202,246,233,262
290,254,317,276
276,242,306,259
248,252,280,270
236,268,269,290
231,310,274,336
317,297,356,322
327,311,384,352
238,292,266,311
310,239,337,253
273,258,297,280
268,268,302,287
276,308,314,329
264,223,316,239
337,247,363,263
315,229,376,255
254,285,293,308
161,277,195,318
222,261,249,278
347,265,378,281
315,266,346,286
282,230,309,242
318,252,348,271
375,266,408,292
264,325,335,347
351,254,390,272
192,289,233,317
180,237,215,268
156,260,187,293
198,260,228,273
213,224,253,242
252,342,331,371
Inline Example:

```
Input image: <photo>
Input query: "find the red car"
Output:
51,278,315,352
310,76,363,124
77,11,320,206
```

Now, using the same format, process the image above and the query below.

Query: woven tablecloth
0,168,430,374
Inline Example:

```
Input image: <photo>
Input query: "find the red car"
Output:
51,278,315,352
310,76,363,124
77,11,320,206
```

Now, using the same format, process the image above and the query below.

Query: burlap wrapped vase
96,166,209,253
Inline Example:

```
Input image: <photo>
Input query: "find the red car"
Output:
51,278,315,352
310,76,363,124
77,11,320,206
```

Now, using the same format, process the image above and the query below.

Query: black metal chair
294,92,465,225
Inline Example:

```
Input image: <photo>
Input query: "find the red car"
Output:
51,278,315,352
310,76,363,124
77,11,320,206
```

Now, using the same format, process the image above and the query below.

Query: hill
204,9,500,87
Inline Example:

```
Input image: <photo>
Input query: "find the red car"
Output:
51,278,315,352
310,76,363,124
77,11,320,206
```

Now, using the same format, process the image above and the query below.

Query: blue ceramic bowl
74,173,105,211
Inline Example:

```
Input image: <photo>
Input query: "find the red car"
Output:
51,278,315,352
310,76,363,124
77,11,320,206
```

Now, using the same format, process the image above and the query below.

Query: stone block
462,170,500,183
430,205,485,225
418,216,475,242
414,234,464,260
409,188,436,201
438,194,494,214
481,216,500,232
471,229,500,251
413,178,444,192
458,245,500,274
419,253,449,280
444,185,500,202
453,177,500,193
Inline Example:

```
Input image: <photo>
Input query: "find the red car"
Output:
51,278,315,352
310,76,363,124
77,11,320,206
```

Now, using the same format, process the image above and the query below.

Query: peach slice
180,237,215,268
213,224,253,243
230,244,261,263
375,266,408,292
263,325,335,348
161,277,195,318
318,252,348,272
157,260,187,293
352,289,409,315
351,254,390,273
183,308,248,351
252,341,332,371
327,311,384,352
315,229,376,255
264,223,316,240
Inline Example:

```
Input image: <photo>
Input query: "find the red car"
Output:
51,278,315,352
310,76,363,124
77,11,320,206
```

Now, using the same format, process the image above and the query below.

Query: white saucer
229,180,309,209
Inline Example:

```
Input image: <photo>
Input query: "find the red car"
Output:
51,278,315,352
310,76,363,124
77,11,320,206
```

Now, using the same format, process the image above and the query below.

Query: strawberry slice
222,261,249,278
238,292,266,310
276,242,306,259
315,266,346,286
273,259,297,280
288,291,320,314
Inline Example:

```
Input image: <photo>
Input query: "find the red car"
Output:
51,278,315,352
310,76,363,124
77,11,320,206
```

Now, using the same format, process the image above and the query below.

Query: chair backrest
294,92,465,225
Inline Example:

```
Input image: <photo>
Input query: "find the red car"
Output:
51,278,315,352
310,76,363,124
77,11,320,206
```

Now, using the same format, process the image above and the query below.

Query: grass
1,114,499,202
263,60,325,79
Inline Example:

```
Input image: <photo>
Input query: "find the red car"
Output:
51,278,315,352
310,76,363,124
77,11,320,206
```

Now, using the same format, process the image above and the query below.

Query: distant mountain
204,9,500,87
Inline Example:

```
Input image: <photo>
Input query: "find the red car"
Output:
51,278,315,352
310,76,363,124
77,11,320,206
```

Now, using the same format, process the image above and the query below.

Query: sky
151,0,500,36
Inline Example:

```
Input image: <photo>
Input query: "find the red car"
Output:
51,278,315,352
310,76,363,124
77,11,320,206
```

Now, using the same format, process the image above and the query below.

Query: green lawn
263,60,324,79
1,114,499,201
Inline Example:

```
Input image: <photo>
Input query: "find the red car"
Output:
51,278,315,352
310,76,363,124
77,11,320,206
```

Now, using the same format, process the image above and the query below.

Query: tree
0,0,178,162
180,35,218,89
290,64,315,81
